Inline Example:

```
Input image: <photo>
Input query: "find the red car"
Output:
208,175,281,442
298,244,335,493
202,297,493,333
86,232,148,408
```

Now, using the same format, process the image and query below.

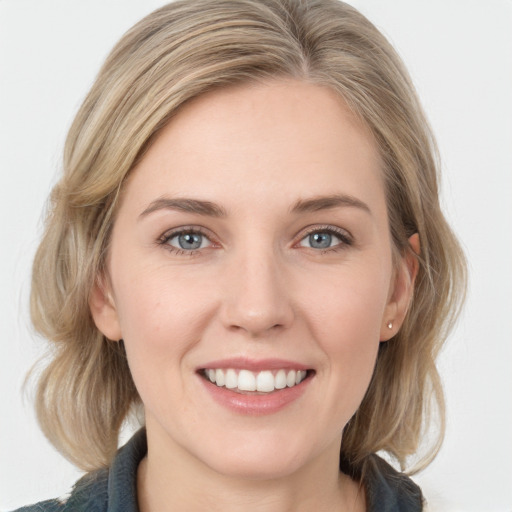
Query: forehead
123,79,385,217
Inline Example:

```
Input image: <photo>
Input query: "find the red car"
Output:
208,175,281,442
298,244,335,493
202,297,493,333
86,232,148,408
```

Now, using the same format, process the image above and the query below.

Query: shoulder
9,468,109,512
9,500,66,512
363,454,424,512
9,429,147,512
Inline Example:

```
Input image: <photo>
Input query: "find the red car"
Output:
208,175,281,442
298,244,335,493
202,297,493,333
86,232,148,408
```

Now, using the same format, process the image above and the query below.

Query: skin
90,80,418,512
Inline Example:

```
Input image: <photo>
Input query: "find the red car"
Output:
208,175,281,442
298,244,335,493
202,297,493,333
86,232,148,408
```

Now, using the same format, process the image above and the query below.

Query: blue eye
299,228,349,250
165,231,211,251
308,232,334,249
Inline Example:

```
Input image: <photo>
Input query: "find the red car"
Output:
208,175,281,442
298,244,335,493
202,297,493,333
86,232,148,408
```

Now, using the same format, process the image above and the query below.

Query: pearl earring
387,321,393,329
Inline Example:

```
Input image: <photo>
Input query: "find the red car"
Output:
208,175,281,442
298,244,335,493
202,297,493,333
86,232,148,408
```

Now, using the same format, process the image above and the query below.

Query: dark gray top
12,429,423,511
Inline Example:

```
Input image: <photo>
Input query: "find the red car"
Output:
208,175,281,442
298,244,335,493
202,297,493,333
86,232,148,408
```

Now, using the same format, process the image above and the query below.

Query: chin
193,430,321,481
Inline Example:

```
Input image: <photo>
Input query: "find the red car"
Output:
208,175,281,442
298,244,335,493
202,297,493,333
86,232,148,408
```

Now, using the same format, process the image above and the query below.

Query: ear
89,275,123,341
380,233,420,341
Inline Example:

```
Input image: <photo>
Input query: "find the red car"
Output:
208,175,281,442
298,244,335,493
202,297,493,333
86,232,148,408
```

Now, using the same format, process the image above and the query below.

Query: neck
137,426,365,512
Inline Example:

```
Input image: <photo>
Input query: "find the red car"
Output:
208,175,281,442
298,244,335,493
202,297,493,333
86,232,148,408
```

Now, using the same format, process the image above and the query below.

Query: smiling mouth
200,368,313,394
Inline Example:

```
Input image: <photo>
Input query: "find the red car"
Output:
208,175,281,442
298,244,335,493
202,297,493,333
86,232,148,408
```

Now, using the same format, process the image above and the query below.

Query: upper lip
198,357,311,372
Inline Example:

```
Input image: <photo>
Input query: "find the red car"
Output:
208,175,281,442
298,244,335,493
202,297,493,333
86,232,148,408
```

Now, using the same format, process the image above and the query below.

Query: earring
387,321,393,329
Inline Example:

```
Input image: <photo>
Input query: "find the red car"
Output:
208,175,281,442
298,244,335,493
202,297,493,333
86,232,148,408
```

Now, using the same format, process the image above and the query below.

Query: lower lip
198,374,312,415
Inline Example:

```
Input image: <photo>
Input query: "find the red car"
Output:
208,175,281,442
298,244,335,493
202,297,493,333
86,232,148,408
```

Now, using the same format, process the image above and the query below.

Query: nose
220,246,294,337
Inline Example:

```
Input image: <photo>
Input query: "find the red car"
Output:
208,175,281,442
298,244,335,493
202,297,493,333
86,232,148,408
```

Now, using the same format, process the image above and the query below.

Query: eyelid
296,224,353,248
157,225,219,253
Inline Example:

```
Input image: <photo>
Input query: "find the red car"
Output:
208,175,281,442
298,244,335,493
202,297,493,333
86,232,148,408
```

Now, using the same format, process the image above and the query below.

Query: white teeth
275,369,287,389
204,368,308,393
286,370,296,387
256,371,274,392
225,369,238,389
215,369,225,387
296,370,307,385
238,370,256,391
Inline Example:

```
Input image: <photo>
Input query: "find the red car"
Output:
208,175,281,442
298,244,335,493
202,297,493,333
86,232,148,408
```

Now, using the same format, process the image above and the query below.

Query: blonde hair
30,0,466,473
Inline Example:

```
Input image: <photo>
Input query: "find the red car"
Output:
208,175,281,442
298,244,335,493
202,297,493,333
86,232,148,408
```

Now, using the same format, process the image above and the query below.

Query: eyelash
299,225,353,252
157,226,214,256
157,225,353,256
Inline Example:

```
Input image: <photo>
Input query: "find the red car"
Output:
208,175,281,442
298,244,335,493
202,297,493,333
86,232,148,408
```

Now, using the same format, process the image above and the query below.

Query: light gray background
1,1,511,510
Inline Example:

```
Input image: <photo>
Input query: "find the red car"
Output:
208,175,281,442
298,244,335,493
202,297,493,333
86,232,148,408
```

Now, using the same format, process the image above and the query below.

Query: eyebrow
139,193,371,220
290,194,372,215
139,197,227,219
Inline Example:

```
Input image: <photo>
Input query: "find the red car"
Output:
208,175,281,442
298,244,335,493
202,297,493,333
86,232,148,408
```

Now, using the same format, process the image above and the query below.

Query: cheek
111,266,217,422
303,263,390,345
114,262,209,336
111,265,214,385
300,264,390,398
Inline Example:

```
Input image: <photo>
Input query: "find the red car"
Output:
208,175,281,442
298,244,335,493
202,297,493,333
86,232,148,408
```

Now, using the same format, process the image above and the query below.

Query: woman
14,0,466,510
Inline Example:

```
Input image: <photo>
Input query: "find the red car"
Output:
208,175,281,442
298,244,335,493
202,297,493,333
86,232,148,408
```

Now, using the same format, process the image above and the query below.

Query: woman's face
92,80,413,479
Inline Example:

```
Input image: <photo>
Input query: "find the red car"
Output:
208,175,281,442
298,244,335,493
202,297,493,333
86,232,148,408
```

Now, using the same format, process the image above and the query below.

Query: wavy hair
30,0,466,472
